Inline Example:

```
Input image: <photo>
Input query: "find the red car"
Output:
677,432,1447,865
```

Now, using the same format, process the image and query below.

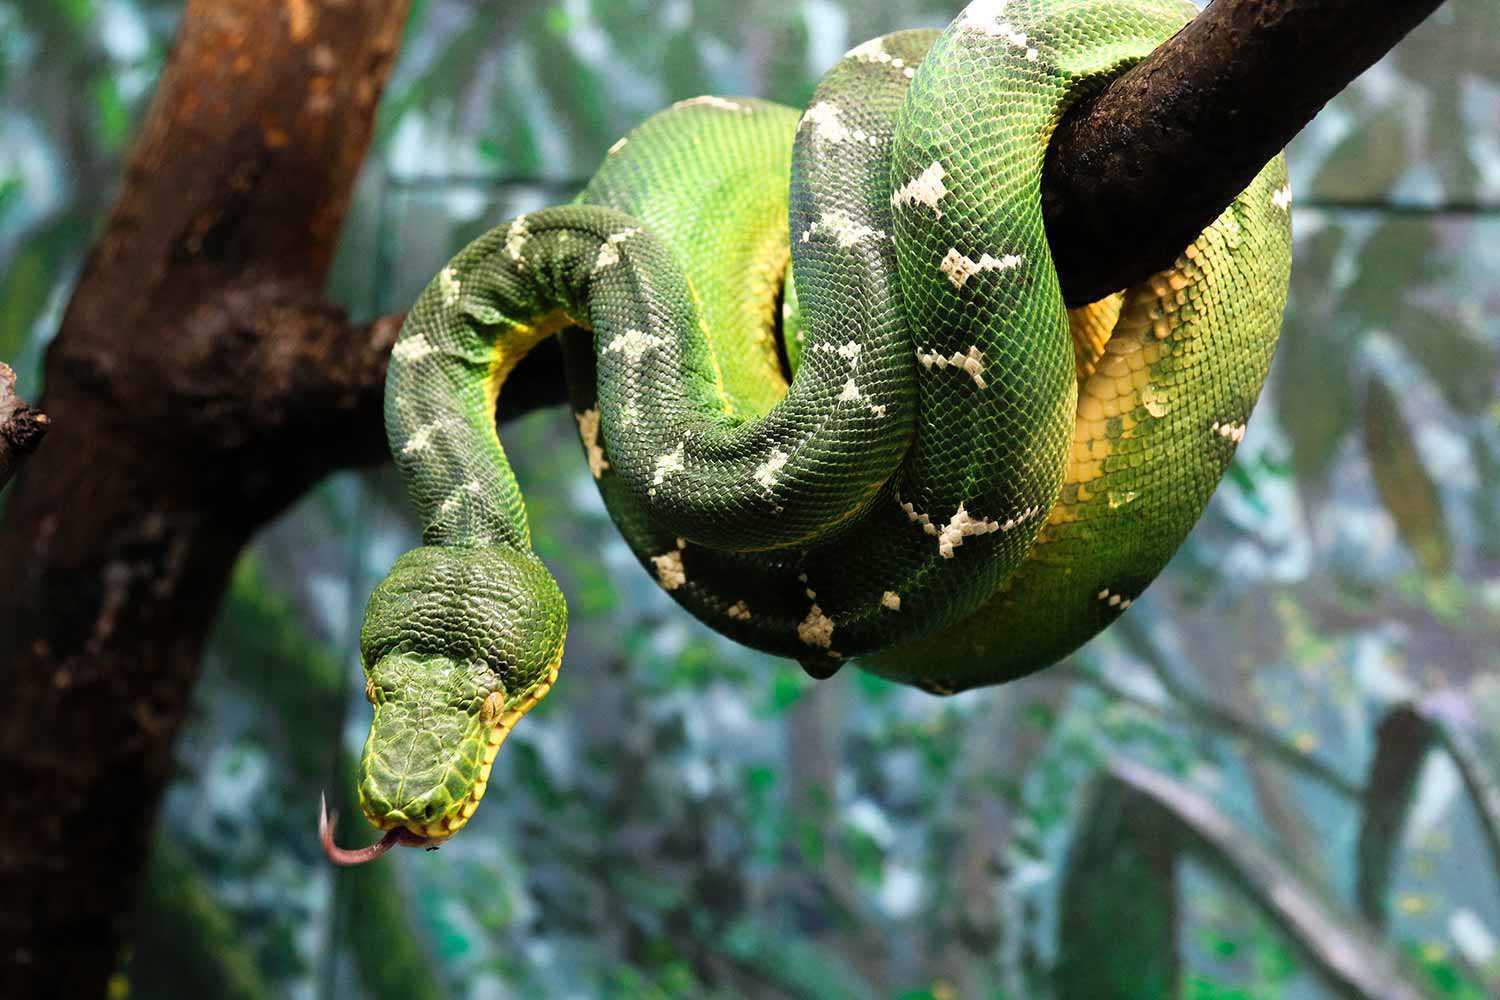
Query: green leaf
1362,372,1451,576
1388,303,1497,416
1307,106,1408,202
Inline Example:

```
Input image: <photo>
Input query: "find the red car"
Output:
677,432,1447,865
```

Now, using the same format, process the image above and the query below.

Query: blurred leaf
1388,303,1497,416
528,8,613,162
1345,221,1445,328
1309,107,1408,203
1362,373,1451,576
717,919,876,1000
94,75,129,149
1055,761,1178,998
127,838,273,1000
1059,758,1431,1000
0,212,90,361
1277,222,1354,500
0,176,22,225
1356,702,1500,932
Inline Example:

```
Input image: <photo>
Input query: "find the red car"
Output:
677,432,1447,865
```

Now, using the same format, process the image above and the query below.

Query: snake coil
329,0,1291,853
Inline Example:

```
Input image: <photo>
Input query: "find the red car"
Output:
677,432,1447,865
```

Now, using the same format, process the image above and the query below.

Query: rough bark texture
0,0,1453,994
0,1,413,992
1044,0,1449,306
0,362,49,491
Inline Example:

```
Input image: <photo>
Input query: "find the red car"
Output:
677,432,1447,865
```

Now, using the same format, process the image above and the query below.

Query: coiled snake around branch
321,0,1291,863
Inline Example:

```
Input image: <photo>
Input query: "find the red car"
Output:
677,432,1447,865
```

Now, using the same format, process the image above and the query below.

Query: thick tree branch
0,362,49,491
0,1,412,993
1044,0,1449,306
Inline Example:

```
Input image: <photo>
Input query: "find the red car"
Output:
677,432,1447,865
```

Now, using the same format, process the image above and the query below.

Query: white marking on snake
1272,184,1293,211
936,502,1003,558
881,591,902,611
592,228,640,274
651,443,686,493
916,345,987,389
674,95,746,112
652,545,687,590
838,379,862,403
939,247,1023,289
815,341,862,365
1097,587,1133,610
594,241,621,273
958,0,1033,57
607,327,664,361
846,38,887,61
574,407,610,478
505,215,531,266
754,448,789,489
1212,419,1247,444
606,328,667,423
797,604,835,648
726,600,752,622
438,481,485,518
1000,505,1043,532
891,161,948,218
802,210,885,249
401,422,441,457
439,267,461,308
800,101,853,145
607,136,628,155
392,334,435,363
900,497,938,536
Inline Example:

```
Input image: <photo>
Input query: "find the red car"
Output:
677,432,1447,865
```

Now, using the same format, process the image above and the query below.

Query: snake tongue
318,792,433,866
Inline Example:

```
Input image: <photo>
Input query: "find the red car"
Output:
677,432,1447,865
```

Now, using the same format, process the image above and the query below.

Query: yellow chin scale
399,643,566,843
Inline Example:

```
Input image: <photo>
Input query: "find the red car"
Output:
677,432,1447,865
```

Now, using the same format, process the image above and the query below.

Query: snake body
347,0,1291,847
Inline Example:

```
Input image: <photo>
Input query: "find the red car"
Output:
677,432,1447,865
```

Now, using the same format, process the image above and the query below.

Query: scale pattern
351,0,1293,841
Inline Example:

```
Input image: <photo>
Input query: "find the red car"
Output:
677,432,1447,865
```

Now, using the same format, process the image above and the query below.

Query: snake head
352,545,566,846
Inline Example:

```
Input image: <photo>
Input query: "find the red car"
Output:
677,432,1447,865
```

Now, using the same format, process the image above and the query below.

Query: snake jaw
350,643,564,849
350,545,569,849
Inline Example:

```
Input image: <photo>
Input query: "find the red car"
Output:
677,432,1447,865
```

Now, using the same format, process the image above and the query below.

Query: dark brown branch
0,1,412,993
1044,0,1449,306
0,362,49,491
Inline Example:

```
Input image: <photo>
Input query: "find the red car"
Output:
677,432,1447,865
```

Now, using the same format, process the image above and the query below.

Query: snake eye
364,678,378,705
480,690,505,726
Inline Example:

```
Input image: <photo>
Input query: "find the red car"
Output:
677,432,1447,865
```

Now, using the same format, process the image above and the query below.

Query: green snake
319,0,1291,863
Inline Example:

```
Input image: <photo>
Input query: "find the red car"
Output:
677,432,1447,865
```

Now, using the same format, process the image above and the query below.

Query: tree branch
0,362,49,491
0,1,413,992
1044,0,1449,306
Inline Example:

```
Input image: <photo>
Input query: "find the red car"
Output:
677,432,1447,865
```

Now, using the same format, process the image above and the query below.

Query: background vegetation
2,0,1497,996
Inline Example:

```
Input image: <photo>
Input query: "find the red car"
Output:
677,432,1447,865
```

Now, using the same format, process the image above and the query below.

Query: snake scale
321,0,1292,860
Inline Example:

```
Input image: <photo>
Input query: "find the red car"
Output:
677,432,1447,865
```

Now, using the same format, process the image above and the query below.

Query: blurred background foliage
3,0,1499,997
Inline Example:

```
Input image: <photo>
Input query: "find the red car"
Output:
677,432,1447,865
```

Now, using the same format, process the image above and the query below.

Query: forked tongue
318,792,432,866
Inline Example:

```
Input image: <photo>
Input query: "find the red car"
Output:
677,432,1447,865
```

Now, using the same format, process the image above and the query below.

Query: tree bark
0,362,49,491
1045,0,1448,306
0,1,413,992
0,0,1454,993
